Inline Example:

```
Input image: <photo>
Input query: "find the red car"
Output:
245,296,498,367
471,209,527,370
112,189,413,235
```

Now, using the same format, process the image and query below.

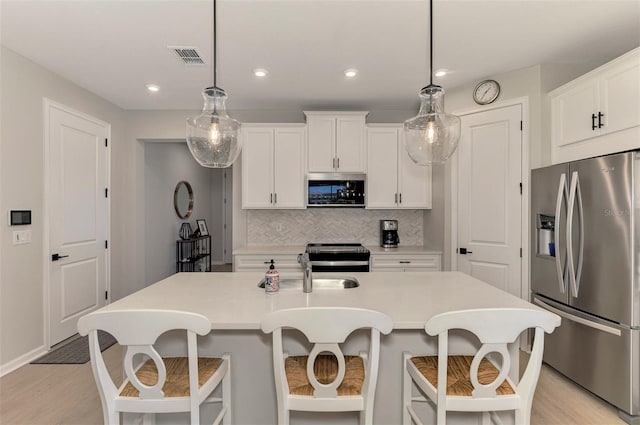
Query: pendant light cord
213,0,217,88
429,0,433,86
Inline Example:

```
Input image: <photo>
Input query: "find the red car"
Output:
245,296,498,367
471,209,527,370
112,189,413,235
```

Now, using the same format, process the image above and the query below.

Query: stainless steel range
305,243,370,272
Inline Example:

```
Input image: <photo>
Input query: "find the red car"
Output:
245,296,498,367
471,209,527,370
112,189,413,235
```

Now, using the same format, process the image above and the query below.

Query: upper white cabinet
550,47,640,163
366,126,431,209
242,125,306,209
305,111,368,172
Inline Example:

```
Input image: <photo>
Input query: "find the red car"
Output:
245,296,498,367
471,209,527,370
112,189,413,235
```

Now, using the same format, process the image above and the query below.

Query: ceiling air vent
168,46,205,66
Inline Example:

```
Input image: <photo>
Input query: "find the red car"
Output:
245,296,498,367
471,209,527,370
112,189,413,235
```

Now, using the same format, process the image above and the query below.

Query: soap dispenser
265,259,279,294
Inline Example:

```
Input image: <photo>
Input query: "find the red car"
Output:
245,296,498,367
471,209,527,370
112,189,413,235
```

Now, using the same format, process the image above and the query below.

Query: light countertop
99,271,545,330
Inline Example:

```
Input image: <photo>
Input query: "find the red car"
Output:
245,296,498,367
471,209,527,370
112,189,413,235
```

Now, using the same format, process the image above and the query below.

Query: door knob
458,248,473,255
51,253,69,261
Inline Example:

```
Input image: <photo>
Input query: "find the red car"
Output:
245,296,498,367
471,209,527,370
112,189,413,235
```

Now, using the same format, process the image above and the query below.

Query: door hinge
105,188,108,197
105,240,108,249
519,183,522,194
105,138,108,147
520,248,522,258
105,291,108,300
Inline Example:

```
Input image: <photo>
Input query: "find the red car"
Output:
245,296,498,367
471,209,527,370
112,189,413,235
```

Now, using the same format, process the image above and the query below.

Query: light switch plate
13,230,32,245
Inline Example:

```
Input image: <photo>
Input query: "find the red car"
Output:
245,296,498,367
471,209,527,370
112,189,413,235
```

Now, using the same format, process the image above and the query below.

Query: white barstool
261,307,393,425
402,307,560,425
77,309,231,425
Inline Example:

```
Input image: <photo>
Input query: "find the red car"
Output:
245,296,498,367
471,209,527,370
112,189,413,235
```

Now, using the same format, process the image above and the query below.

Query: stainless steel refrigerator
531,150,639,420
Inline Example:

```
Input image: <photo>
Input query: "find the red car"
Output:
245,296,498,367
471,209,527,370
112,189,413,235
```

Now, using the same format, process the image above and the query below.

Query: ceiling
1,0,639,112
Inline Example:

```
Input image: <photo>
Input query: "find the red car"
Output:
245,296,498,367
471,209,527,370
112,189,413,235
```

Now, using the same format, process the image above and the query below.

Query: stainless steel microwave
307,173,366,207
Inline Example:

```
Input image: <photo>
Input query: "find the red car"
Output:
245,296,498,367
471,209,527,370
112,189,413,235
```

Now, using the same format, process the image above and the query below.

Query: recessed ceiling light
434,69,448,77
145,84,160,92
344,68,358,78
253,68,268,77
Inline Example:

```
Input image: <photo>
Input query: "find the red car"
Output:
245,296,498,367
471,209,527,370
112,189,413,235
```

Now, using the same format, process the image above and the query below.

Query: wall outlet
13,230,32,245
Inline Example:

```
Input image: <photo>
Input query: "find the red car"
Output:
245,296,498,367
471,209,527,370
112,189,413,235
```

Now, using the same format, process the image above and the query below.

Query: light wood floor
0,346,625,424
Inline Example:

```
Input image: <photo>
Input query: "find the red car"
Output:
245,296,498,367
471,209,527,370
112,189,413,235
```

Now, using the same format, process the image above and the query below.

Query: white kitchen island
97,271,552,424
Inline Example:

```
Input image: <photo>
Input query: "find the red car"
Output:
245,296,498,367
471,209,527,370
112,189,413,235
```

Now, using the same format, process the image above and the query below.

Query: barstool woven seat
409,355,515,397
285,354,364,396
120,357,224,398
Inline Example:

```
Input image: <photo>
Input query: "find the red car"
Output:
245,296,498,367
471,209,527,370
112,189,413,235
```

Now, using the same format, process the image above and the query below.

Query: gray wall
143,142,216,285
0,46,130,371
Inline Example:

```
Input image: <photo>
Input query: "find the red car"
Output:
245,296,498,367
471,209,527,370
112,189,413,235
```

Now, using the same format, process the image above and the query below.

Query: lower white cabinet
366,126,431,209
242,125,306,209
234,254,302,273
370,253,441,272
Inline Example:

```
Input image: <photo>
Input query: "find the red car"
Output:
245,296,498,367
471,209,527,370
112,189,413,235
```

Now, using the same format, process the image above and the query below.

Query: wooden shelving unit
176,235,211,273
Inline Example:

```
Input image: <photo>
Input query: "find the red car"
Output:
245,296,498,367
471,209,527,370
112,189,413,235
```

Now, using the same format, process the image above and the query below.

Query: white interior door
457,104,522,296
47,102,109,346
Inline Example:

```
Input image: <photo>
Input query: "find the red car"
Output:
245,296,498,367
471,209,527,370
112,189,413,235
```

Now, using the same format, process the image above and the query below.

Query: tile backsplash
247,209,424,246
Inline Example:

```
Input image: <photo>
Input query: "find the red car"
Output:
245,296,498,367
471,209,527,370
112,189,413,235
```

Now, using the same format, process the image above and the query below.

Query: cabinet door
600,53,640,136
336,116,365,172
398,132,431,209
307,115,335,172
273,128,305,208
366,128,398,208
551,79,599,147
242,128,274,208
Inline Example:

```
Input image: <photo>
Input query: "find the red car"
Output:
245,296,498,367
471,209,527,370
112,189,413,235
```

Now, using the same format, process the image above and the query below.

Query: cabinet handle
591,113,597,130
399,261,411,264
332,157,336,169
399,193,402,203
270,193,273,204
274,193,277,204
395,193,398,203
598,112,604,129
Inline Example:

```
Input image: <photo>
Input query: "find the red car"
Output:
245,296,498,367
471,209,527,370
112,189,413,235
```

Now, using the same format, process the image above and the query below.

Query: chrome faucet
298,253,313,293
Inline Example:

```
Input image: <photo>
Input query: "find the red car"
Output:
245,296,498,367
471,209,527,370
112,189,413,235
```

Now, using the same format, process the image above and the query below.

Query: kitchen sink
257,277,359,289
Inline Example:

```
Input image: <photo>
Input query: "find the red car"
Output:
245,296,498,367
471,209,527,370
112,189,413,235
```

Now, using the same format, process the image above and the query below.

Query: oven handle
310,260,370,267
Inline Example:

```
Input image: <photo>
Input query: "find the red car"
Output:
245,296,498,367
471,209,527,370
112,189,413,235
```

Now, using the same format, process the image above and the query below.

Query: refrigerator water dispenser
536,214,555,257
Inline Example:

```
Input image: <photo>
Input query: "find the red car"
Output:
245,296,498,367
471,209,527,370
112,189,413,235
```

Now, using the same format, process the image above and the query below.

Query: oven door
311,261,370,273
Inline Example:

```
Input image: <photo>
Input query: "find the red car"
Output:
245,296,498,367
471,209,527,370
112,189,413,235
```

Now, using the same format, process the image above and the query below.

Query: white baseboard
0,344,48,377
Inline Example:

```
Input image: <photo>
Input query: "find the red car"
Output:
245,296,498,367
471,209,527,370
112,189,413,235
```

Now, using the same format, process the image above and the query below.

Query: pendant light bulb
186,0,241,168
403,0,460,166
209,120,220,145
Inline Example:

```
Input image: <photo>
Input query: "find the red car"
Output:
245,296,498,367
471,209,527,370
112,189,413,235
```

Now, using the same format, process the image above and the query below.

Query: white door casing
223,168,233,264
455,103,523,297
45,100,109,346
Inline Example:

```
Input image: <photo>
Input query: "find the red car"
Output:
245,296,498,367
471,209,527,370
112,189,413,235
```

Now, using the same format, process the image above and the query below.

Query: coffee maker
380,220,399,248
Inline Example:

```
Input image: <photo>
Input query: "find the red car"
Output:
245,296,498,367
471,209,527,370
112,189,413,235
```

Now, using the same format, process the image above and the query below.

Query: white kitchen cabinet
242,125,306,209
234,254,302,272
550,47,640,164
305,111,368,172
370,253,441,272
366,125,431,209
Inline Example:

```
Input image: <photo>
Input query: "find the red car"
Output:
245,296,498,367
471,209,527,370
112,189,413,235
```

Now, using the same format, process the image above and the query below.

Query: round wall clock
473,79,500,105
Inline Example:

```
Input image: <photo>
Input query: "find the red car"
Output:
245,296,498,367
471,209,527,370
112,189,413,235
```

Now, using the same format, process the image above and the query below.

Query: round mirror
174,181,194,219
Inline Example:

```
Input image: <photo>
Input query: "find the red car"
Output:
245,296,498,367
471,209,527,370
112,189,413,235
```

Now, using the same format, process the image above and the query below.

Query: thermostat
9,210,31,226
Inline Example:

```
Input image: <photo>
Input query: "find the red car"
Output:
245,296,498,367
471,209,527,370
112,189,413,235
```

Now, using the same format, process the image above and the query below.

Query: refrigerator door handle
566,171,584,298
533,298,622,336
554,173,568,294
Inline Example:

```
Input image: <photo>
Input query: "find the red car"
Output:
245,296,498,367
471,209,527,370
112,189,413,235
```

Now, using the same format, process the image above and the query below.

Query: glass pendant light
186,0,241,168
404,0,460,166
